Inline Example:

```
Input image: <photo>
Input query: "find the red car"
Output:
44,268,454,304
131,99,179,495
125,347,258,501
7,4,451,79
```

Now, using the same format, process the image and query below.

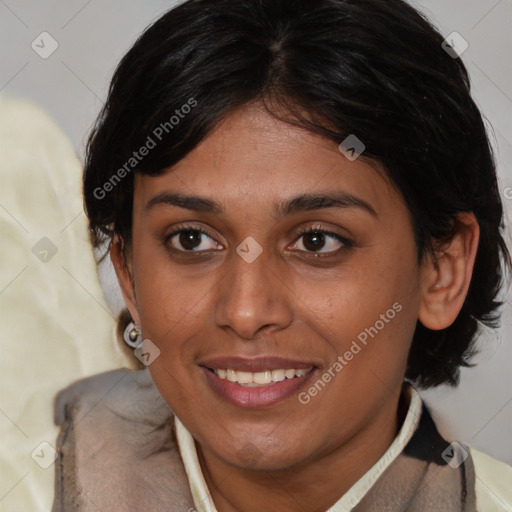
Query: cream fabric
0,95,132,512
471,448,512,512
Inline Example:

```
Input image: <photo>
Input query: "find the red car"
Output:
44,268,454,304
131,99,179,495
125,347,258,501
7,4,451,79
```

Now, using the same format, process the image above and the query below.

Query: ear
110,235,141,324
418,212,480,330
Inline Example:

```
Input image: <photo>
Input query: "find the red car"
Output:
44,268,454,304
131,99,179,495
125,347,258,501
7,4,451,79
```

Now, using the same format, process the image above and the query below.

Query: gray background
1,0,511,464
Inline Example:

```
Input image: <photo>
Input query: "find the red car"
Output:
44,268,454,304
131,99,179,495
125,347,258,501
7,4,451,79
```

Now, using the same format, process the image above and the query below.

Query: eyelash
163,223,353,258
292,226,353,257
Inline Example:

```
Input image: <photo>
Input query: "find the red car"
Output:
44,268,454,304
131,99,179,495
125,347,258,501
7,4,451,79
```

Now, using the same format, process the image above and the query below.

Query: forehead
133,104,399,218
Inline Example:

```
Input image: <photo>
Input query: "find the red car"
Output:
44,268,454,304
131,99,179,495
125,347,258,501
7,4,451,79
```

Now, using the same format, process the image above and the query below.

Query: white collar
174,384,422,512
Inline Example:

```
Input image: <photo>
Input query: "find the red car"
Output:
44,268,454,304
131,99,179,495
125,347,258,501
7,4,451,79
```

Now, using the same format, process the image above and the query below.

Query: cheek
313,239,420,383
129,249,199,374
321,246,417,337
133,236,212,325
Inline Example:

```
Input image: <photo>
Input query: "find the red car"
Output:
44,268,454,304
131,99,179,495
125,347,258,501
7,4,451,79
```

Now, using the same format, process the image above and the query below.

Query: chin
218,435,310,472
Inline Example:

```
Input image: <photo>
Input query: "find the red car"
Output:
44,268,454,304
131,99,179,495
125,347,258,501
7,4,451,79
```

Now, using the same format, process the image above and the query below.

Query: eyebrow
144,191,378,218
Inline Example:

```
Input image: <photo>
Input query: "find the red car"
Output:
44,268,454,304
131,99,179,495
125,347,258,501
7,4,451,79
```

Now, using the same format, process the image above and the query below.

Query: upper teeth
213,368,312,386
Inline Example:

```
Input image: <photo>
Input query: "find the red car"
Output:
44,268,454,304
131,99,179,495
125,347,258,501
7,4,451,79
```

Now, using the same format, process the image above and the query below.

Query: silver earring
124,321,142,348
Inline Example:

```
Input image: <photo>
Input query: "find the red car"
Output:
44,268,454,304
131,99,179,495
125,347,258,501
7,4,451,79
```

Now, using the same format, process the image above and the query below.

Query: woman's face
123,103,430,471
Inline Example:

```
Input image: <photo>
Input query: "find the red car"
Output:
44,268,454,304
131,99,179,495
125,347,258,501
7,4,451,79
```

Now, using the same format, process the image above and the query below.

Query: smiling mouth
206,367,314,387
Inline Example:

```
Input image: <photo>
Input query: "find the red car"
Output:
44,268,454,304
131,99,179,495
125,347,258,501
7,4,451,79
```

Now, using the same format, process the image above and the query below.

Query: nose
213,247,294,340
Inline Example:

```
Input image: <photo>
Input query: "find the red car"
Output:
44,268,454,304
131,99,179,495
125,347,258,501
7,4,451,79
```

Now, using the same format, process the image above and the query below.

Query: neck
197,386,408,512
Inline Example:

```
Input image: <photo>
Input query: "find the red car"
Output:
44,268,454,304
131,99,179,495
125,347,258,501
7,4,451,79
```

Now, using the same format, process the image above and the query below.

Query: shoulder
470,447,512,512
52,368,195,511
53,367,177,459
54,367,170,427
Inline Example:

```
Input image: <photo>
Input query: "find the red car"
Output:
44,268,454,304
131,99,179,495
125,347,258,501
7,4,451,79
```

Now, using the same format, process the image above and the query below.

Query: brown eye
291,228,352,255
302,231,327,252
165,227,222,252
177,230,203,251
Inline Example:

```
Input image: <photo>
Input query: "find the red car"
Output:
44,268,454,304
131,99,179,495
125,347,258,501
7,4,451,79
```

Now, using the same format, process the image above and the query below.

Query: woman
52,0,512,510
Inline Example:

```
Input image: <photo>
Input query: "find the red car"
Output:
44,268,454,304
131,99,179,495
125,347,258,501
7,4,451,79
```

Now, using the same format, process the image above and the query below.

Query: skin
111,102,479,512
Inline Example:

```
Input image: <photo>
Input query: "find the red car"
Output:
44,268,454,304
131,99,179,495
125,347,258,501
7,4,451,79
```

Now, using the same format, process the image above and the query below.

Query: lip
199,356,318,408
